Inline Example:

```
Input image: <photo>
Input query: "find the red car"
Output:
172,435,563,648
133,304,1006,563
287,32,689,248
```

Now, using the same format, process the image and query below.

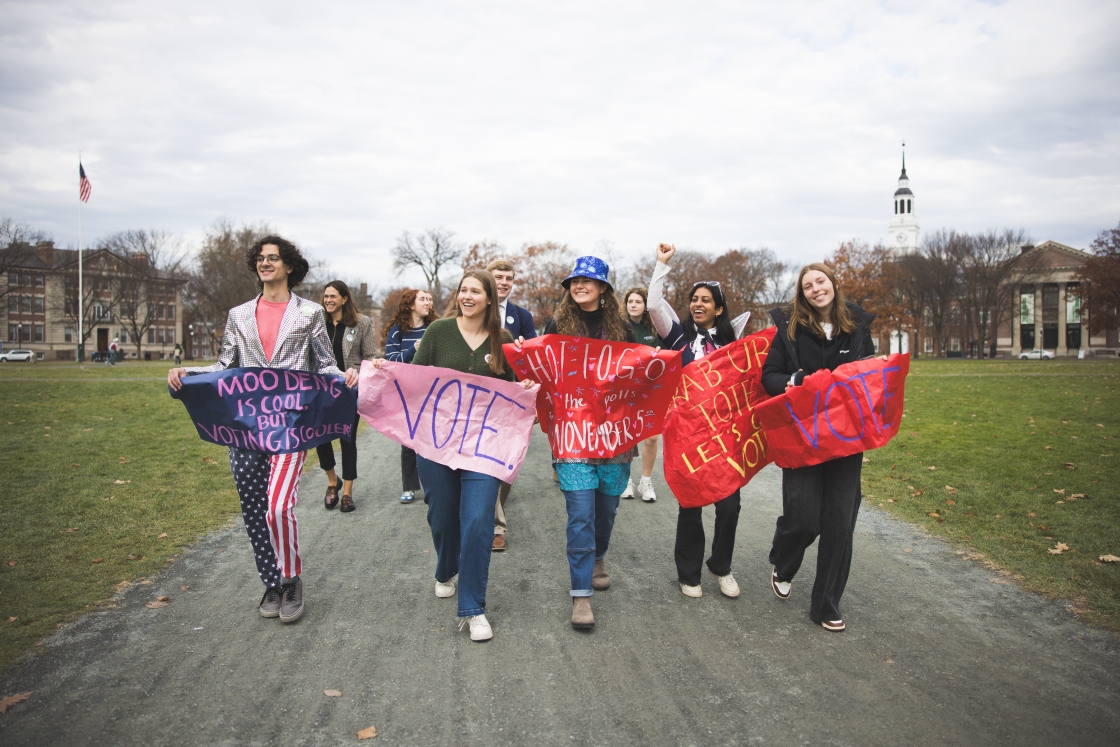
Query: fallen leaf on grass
201,457,216,464
1053,489,1065,495
357,725,378,740
945,499,956,505
1048,543,1070,555
6,560,15,567
0,691,32,714
91,558,103,563
157,533,168,539
1044,446,1053,450
1069,494,1085,500
324,689,342,697
145,596,171,609
927,466,936,471
927,512,940,518
1100,555,1120,563
71,463,81,467
887,498,896,503
944,486,957,495
66,528,78,533
102,496,113,501
113,480,131,485
995,514,1001,518
7,617,16,623
910,490,922,497
1064,463,1076,471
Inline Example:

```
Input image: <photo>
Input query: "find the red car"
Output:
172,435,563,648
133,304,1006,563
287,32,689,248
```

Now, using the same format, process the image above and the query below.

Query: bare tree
101,230,187,357
953,228,1032,358
516,241,575,328
1077,220,1120,337
0,217,52,303
918,230,965,357
392,229,462,306
895,252,929,355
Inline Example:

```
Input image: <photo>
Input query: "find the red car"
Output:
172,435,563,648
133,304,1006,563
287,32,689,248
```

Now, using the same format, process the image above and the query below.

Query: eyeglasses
691,281,722,294
256,254,282,265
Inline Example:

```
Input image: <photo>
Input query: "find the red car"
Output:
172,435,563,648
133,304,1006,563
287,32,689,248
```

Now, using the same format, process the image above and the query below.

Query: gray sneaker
279,577,304,623
259,587,281,618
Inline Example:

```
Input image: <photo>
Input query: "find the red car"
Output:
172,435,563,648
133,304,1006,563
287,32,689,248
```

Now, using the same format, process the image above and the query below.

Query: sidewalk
1,428,1118,746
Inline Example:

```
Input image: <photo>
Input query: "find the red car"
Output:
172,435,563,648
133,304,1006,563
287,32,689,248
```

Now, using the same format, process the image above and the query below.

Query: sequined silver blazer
184,294,343,376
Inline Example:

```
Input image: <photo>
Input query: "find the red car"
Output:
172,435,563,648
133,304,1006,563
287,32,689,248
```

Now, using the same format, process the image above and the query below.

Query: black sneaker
279,577,304,623
259,587,281,618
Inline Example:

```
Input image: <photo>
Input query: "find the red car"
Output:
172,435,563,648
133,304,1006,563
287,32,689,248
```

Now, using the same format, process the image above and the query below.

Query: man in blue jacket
486,258,536,551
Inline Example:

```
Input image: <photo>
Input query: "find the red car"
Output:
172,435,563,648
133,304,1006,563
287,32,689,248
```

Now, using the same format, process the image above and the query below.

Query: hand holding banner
662,328,776,508
503,335,683,459
169,367,357,454
755,353,910,468
356,360,539,483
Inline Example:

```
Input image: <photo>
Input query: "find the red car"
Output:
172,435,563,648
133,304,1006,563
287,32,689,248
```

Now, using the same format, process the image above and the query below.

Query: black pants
769,452,863,622
674,490,741,586
401,445,422,492
316,413,360,482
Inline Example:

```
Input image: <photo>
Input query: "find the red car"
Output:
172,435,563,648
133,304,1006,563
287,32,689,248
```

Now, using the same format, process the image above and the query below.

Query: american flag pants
228,447,306,587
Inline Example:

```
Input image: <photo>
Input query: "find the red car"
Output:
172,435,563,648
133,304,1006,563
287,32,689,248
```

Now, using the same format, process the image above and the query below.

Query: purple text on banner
356,360,539,483
170,367,357,454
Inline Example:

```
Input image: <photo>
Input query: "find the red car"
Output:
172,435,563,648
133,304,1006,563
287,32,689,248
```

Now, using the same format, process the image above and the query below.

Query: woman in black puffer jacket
761,262,877,633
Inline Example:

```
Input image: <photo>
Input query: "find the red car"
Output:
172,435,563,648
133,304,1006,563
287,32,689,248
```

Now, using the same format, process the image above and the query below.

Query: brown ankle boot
571,597,595,629
591,558,611,590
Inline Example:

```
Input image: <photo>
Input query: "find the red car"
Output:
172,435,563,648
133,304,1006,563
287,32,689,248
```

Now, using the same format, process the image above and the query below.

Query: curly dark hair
381,288,439,344
247,235,309,290
553,284,630,342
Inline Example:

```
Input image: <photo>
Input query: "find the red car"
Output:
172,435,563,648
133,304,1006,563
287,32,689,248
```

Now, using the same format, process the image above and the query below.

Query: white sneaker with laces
710,570,740,598
435,575,458,598
639,479,656,502
620,478,635,499
680,583,702,598
459,614,493,641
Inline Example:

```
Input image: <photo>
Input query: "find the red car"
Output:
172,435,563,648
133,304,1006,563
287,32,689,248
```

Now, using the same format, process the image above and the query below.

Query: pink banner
356,360,539,483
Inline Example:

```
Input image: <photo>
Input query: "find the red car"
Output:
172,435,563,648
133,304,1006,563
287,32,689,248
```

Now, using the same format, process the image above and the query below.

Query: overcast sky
1,0,1117,289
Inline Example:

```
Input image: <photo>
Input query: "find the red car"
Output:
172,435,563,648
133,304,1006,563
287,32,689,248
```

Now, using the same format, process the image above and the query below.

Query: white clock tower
888,145,919,255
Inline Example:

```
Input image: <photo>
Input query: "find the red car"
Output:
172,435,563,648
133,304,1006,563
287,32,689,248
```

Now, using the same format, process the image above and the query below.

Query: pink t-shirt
256,298,288,362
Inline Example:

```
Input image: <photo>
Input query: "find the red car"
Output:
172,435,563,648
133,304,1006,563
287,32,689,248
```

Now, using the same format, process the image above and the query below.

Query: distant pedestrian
168,235,358,624
317,280,378,513
374,270,533,643
761,262,877,633
106,338,120,366
383,288,438,503
485,258,537,552
172,343,183,366
619,286,660,503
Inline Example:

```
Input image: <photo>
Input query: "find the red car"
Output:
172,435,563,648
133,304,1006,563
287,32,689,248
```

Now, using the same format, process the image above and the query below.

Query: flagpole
77,152,84,363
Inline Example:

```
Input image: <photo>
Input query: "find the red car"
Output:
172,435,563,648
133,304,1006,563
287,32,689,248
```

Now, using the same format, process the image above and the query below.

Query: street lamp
17,323,22,347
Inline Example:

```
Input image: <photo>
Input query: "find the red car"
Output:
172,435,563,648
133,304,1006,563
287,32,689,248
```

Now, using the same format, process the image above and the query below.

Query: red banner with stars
662,328,777,508
503,335,683,459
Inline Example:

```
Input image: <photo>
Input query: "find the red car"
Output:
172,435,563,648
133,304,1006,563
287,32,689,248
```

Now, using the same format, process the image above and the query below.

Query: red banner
503,335,682,459
755,353,910,468
662,328,777,508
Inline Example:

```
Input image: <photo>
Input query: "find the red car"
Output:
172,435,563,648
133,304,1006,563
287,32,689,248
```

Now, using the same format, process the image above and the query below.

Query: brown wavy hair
553,282,630,342
323,280,360,328
381,288,438,343
622,286,652,329
785,263,856,341
450,270,508,376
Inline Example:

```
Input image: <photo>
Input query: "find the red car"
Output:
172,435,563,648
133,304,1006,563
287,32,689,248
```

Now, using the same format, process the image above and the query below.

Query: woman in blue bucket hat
518,255,636,630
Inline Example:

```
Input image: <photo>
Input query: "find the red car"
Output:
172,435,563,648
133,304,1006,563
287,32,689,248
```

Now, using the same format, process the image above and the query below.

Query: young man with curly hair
168,236,358,623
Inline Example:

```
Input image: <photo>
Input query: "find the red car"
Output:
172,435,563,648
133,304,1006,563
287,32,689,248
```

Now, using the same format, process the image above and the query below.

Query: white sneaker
458,613,493,641
680,583,702,598
639,479,656,502
620,478,635,499
435,575,457,598
710,570,740,598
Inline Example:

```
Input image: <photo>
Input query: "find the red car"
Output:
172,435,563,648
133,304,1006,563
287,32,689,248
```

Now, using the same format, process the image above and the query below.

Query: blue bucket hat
561,255,612,291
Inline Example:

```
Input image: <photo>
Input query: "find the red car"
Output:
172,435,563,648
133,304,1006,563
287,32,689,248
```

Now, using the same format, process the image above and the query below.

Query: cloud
1,0,1117,288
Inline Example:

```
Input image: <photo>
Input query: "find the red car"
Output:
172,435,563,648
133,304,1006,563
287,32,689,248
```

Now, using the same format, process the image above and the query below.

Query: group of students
168,236,875,638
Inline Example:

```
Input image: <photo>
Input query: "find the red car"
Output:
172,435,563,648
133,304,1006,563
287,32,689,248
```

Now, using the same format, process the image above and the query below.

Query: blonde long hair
785,263,857,341
451,270,508,375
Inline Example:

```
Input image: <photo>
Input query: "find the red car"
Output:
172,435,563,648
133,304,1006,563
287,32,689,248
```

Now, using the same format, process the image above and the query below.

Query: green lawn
0,361,241,673
863,358,1120,630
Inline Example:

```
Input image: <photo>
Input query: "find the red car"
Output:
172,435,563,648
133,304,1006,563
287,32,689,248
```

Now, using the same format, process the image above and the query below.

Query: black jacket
761,303,876,397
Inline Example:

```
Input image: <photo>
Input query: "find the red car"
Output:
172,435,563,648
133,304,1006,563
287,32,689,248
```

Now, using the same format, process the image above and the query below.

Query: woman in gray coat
318,280,378,512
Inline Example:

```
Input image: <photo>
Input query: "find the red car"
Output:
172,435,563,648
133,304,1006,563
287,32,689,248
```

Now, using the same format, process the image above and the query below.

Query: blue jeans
563,489,621,597
416,455,500,618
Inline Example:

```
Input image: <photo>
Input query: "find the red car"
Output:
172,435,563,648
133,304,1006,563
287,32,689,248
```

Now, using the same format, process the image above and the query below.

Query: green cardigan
412,318,516,381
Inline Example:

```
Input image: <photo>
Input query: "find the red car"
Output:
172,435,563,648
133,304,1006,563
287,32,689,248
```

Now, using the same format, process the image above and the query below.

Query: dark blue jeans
417,455,500,618
563,489,620,597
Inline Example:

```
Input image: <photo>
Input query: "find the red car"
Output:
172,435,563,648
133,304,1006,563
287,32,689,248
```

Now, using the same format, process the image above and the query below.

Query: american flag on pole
79,162,92,203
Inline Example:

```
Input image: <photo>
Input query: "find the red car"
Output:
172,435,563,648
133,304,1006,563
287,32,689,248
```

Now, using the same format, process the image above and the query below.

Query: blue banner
170,367,357,454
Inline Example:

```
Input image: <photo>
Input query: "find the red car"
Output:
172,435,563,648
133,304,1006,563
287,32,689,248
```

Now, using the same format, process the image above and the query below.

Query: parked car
1019,349,1055,360
0,349,37,363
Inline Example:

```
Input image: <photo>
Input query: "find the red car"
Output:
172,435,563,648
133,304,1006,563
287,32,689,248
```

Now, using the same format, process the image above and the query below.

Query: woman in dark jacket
761,262,877,633
645,244,748,600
